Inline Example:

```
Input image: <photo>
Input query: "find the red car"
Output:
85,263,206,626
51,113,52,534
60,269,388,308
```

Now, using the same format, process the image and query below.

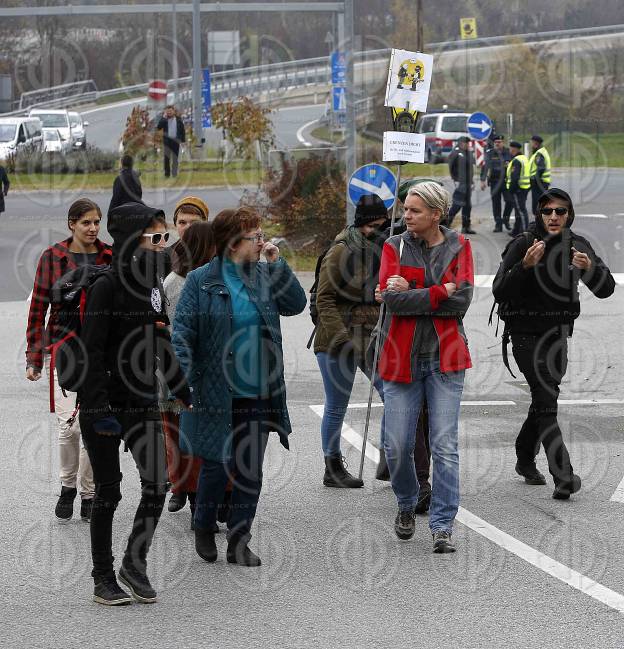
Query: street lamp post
191,0,203,157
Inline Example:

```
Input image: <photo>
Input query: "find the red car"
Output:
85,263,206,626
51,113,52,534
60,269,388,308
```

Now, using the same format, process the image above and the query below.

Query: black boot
323,455,364,488
55,486,77,522
226,538,261,567
376,448,390,481
168,492,187,513
553,474,581,500
195,528,217,562
414,483,432,515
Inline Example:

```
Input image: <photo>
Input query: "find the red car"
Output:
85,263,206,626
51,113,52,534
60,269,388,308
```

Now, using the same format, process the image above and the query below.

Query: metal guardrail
6,23,624,117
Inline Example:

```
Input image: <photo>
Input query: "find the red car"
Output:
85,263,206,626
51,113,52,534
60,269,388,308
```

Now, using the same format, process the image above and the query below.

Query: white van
29,109,72,147
0,116,43,160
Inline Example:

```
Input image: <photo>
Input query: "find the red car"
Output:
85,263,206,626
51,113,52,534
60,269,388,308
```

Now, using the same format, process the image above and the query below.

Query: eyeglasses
540,207,568,217
142,231,170,245
241,233,265,243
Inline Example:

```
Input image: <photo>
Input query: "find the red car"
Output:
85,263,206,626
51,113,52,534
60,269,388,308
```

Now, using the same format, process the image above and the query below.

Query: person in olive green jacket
314,194,389,488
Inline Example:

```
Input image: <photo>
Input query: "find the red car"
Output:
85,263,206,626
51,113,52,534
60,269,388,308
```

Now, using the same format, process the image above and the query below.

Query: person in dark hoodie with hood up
493,188,615,500
108,154,143,215
79,201,191,606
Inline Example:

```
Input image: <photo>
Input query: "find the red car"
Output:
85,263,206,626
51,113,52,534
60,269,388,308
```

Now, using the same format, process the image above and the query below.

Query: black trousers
489,176,514,227
531,178,550,216
511,332,574,483
447,183,472,229
194,398,272,544
163,140,180,177
80,405,167,579
510,188,530,234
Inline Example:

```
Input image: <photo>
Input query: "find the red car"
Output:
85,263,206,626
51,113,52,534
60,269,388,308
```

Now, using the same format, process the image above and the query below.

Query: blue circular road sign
467,111,492,140
348,163,397,210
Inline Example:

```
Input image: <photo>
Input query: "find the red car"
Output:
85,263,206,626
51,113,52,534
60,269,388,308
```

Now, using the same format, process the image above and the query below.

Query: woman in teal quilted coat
172,207,306,567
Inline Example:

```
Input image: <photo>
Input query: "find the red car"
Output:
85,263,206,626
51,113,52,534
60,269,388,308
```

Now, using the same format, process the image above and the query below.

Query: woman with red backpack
25,198,112,523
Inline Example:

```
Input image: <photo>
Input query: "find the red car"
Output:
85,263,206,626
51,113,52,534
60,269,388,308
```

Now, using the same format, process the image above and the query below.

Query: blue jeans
316,350,385,457
194,399,270,543
383,359,464,533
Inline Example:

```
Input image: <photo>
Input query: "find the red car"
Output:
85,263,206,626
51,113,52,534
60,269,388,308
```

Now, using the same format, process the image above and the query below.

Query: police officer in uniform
529,135,552,217
506,141,531,235
446,136,476,234
480,135,512,232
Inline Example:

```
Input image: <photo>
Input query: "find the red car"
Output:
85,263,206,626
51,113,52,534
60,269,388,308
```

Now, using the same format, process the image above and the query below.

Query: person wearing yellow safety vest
529,135,552,217
506,140,531,236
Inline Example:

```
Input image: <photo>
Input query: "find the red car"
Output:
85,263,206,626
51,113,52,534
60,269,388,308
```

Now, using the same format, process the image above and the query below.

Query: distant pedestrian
378,182,474,553
506,140,531,235
446,136,476,234
492,188,614,500
25,199,112,524
480,135,513,232
172,207,306,567
313,194,388,489
156,105,186,178
529,135,552,217
0,163,9,215
162,220,214,525
79,202,191,605
108,154,142,215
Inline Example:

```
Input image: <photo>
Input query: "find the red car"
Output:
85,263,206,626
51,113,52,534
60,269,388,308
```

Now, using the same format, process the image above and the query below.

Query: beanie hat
398,177,443,203
354,194,388,227
173,196,209,224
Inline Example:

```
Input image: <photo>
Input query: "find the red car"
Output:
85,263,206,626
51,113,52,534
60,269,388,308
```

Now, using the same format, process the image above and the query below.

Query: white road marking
610,475,624,503
558,399,624,405
308,404,624,615
576,213,608,219
296,119,319,147
474,274,624,286
342,400,517,409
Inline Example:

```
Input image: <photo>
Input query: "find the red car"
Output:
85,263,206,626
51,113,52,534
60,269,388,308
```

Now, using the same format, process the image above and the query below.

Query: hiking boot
515,462,547,485
394,508,416,540
375,448,390,481
226,540,262,567
433,530,456,553
118,563,157,603
414,484,432,515
195,528,218,563
93,573,133,606
80,499,93,522
168,492,187,513
55,486,77,522
552,474,582,500
323,456,364,488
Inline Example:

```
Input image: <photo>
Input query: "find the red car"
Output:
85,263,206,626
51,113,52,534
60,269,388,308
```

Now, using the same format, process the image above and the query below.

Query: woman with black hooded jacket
79,202,191,606
493,188,615,499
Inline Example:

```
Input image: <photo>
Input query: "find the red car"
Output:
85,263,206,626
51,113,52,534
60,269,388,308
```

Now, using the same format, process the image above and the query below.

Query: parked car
43,128,70,154
0,116,43,160
416,110,486,163
68,111,88,149
29,109,72,149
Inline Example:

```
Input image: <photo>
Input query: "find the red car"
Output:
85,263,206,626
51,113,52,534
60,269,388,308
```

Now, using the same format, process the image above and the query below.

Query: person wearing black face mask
492,188,615,500
78,202,191,606
313,194,389,488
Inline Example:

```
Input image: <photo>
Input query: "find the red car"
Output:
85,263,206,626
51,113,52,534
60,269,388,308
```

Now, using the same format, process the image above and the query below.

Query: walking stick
358,163,403,481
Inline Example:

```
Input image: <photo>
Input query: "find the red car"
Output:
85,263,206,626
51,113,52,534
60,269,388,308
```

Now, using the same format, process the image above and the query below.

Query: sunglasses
540,207,568,217
142,231,170,245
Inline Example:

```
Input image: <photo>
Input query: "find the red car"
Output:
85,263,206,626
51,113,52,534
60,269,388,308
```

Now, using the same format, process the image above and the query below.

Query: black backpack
489,231,535,376
47,264,113,408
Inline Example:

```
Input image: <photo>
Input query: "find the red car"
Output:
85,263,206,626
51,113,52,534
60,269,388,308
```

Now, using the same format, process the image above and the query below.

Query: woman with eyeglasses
493,188,615,500
78,202,191,605
172,207,306,567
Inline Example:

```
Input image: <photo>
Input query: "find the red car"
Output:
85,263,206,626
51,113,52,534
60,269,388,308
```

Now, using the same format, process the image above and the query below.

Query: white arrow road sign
349,177,395,202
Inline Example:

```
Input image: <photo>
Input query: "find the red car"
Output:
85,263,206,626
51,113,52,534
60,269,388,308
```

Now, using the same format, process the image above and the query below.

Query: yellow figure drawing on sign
396,58,425,91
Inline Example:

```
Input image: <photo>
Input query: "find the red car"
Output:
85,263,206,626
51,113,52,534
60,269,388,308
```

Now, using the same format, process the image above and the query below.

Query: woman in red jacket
25,198,112,523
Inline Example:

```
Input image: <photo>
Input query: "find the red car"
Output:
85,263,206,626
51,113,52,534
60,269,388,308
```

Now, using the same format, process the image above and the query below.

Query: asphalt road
2,272,624,648
82,100,325,153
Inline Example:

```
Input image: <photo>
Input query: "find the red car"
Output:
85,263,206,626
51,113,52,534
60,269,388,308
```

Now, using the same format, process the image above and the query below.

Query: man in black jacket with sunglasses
492,188,614,500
